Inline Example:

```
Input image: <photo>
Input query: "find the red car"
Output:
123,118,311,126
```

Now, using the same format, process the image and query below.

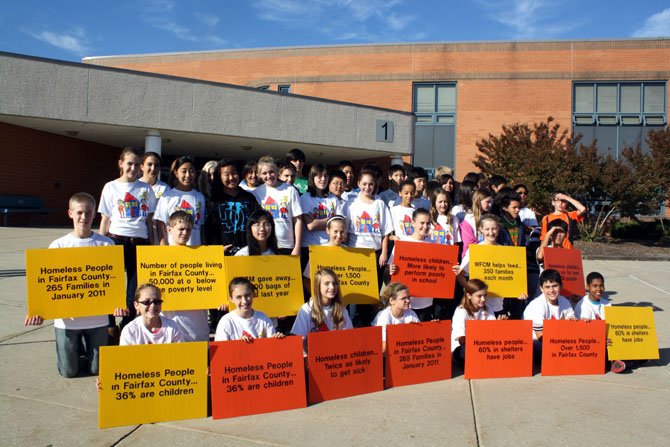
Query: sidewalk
1,227,668,446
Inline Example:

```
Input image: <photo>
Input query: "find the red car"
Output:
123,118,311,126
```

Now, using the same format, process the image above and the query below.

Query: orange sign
307,326,383,404
543,248,585,298
541,319,606,376
392,242,458,298
209,336,306,419
385,321,451,388
464,320,533,379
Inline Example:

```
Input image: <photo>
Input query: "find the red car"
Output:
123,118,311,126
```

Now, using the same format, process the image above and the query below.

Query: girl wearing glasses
119,284,184,346
235,209,279,256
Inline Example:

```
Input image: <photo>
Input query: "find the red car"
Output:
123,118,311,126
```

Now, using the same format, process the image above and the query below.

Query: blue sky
1,0,669,62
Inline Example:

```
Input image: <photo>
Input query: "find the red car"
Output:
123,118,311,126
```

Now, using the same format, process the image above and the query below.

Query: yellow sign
26,246,125,319
605,306,659,360
98,342,208,428
469,245,527,298
136,245,227,311
224,255,304,317
309,246,379,304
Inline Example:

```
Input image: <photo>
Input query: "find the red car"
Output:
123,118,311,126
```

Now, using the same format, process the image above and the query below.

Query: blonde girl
252,155,303,256
454,214,527,317
291,269,353,350
459,187,493,255
302,215,347,293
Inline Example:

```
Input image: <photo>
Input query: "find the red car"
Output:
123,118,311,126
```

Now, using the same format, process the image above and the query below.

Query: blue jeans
55,326,109,378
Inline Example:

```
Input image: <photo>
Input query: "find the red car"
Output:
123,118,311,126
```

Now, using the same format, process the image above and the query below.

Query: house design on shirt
311,202,331,220
431,224,452,244
356,211,380,234
400,214,413,235
175,199,202,223
119,192,143,218
263,197,279,217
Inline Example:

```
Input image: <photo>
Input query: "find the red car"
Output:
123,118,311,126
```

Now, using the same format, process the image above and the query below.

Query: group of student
26,145,633,380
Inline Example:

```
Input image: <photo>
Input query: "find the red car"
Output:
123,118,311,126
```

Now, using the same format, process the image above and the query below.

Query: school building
1,38,669,224
0,52,412,224
84,38,670,176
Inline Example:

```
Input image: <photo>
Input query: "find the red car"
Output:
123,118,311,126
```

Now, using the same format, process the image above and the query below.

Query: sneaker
611,360,626,373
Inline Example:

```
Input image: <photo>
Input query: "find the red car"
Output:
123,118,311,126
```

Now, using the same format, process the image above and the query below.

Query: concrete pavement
1,227,668,446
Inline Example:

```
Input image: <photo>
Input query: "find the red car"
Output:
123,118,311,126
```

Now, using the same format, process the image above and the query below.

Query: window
413,83,457,170
414,84,456,124
573,82,667,157
278,85,291,94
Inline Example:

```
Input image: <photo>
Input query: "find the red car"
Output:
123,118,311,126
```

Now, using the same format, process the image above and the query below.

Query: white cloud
139,0,225,45
253,0,415,42
632,8,670,37
195,12,221,27
476,0,581,39
26,27,89,55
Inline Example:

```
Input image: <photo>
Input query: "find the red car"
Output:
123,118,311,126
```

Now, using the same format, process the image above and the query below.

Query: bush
611,219,668,241
475,119,669,234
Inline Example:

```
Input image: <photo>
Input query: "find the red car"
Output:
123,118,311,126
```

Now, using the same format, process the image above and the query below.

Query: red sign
541,319,606,376
465,320,533,379
385,321,451,388
392,241,458,298
544,248,585,298
209,336,306,419
307,326,383,404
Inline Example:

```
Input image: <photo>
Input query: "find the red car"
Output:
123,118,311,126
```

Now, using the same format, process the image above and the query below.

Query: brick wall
0,122,120,226
86,40,670,175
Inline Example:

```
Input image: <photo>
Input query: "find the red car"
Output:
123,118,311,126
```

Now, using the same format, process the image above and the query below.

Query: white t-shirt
451,306,495,351
154,188,206,246
151,180,170,200
390,235,434,309
523,294,575,340
120,315,184,345
300,193,339,247
214,310,276,341
458,250,503,313
160,310,209,342
291,301,353,337
372,306,420,341
343,197,392,250
98,179,157,238
390,204,415,237
430,214,456,245
574,295,610,320
253,182,303,249
49,232,115,330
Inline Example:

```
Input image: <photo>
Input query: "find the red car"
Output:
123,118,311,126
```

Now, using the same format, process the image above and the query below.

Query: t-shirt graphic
176,198,202,224
399,214,413,236
263,196,289,219
356,211,380,234
431,223,453,244
118,192,149,218
310,202,331,220
219,202,248,235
